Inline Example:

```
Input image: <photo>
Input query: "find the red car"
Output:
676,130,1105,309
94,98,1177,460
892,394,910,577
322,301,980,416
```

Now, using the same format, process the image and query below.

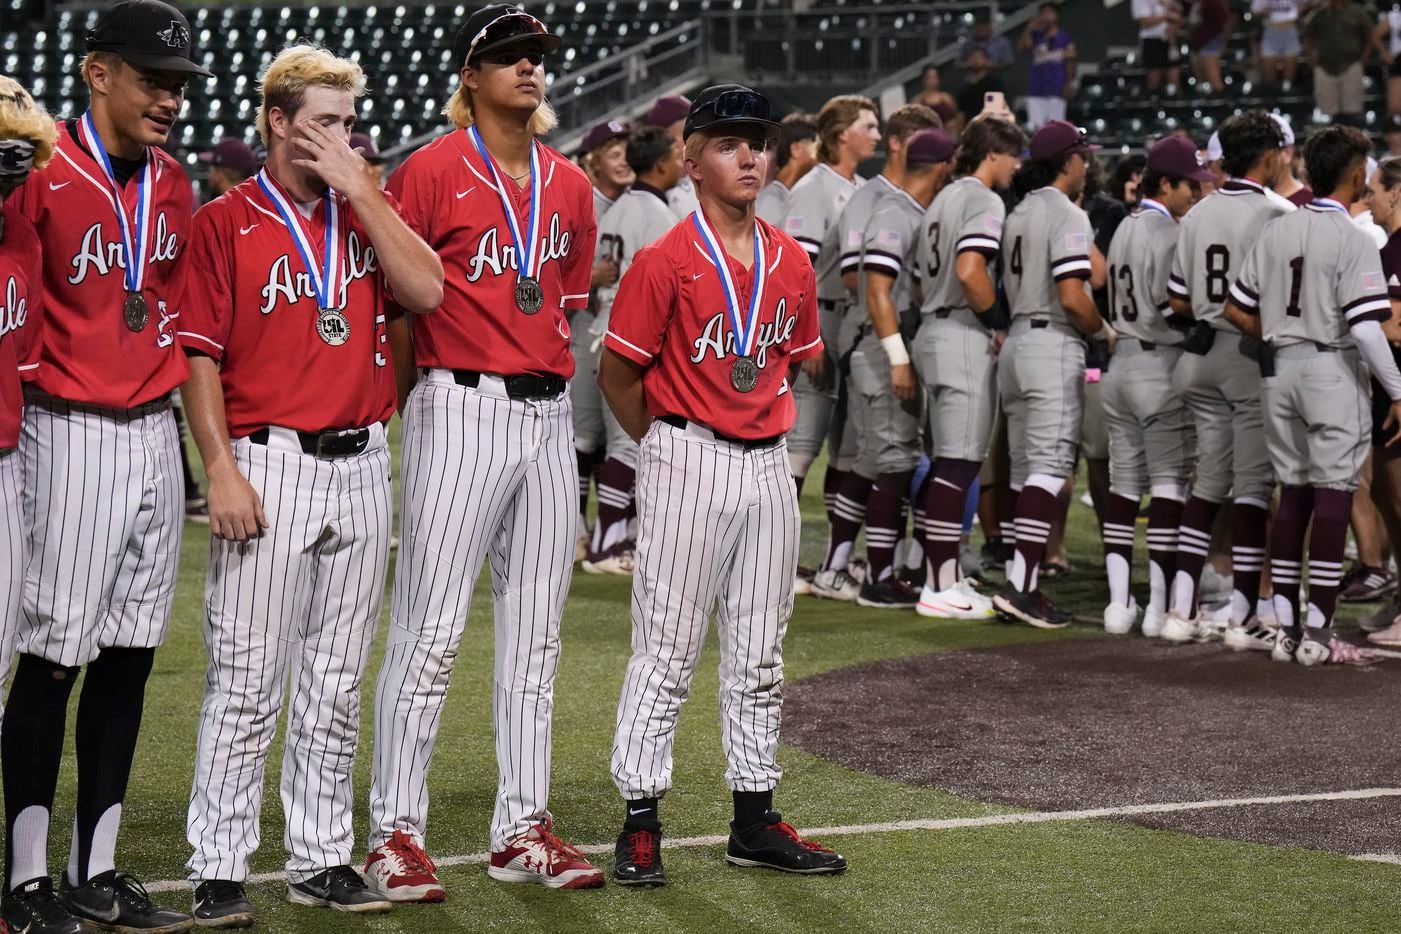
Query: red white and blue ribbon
690,208,767,357
468,124,542,279
78,110,154,296
1139,198,1172,221
255,168,343,311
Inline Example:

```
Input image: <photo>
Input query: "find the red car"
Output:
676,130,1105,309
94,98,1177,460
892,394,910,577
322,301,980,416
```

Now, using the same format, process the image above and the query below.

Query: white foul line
143,786,1401,894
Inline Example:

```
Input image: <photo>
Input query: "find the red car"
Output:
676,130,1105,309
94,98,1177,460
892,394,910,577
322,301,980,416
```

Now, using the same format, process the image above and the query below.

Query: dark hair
626,126,675,176
775,112,818,169
1217,110,1284,180
953,117,1027,176
1139,167,1188,200
1302,124,1373,197
1109,153,1147,202
1082,153,1106,199
1013,151,1074,195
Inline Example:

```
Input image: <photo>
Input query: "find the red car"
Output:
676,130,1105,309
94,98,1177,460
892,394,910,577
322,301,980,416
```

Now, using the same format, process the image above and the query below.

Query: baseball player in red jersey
366,5,602,898
1,4,211,932
601,85,847,887
0,76,53,775
177,47,443,925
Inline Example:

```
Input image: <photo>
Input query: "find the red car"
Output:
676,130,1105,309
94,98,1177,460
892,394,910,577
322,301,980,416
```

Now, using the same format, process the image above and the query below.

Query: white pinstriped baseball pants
612,419,799,800
370,371,576,851
0,448,23,725
186,426,391,883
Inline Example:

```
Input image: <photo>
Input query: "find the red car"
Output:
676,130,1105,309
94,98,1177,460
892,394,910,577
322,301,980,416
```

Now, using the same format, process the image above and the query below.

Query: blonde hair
442,77,559,136
0,75,59,170
816,94,877,165
79,51,124,89
256,45,366,145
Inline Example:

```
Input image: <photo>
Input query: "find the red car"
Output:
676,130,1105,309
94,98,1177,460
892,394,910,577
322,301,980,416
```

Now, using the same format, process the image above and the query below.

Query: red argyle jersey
9,122,191,408
177,174,399,437
603,214,822,440
0,206,43,448
387,128,596,378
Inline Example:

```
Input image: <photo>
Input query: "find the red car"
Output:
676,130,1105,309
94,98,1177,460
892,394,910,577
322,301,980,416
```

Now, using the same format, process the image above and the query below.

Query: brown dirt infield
784,634,1401,856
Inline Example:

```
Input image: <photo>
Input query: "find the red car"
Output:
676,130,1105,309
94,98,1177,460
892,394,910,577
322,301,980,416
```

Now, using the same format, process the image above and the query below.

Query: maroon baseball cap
1147,135,1214,183
905,128,956,166
197,138,257,175
579,119,631,155
1028,120,1100,161
647,95,691,128
349,131,384,164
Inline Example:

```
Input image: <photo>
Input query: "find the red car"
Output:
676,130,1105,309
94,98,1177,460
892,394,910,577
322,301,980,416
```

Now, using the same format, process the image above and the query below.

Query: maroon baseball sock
1230,500,1270,626
823,466,847,529
1101,494,1139,607
921,458,981,591
865,470,914,583
1307,488,1353,631
592,456,636,552
1145,496,1185,613
576,447,600,518
1270,485,1314,635
821,472,873,572
1170,496,1222,617
1010,485,1059,593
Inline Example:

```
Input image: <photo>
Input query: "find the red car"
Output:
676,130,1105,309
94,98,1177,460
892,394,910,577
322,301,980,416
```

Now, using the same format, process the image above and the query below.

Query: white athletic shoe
1271,629,1299,663
1199,565,1233,606
1296,631,1374,667
487,820,604,889
364,831,446,903
847,558,869,586
1102,600,1139,635
811,567,861,602
1194,607,1228,643
1223,624,1277,652
575,516,589,563
581,544,635,576
1159,612,1201,644
1141,605,1169,638
793,569,814,596
916,580,995,620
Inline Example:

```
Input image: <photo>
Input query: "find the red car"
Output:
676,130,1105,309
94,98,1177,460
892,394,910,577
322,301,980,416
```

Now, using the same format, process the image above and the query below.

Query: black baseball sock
4,653,79,892
732,790,773,830
623,797,659,830
69,647,154,886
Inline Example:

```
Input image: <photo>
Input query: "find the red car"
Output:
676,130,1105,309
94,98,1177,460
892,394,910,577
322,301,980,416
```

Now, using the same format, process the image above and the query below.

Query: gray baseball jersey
593,186,617,225
1167,178,1291,331
919,175,1006,316
668,175,699,220
594,184,678,328
755,179,790,224
858,186,925,314
1230,198,1391,348
1105,199,1183,345
1002,186,1094,325
837,174,901,286
784,162,863,302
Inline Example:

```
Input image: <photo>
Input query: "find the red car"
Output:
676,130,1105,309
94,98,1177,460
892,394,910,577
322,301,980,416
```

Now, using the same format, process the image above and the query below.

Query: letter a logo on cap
157,21,189,49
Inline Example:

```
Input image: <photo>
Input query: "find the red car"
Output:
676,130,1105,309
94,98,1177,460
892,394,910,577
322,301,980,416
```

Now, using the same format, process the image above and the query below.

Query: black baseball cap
683,85,782,141
453,4,561,69
86,0,212,77
1028,120,1100,161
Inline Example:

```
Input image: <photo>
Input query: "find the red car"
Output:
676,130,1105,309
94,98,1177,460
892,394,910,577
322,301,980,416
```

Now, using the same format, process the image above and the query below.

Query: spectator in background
1304,0,1375,127
1252,0,1302,90
913,65,961,133
1190,0,1233,93
955,49,1006,125
350,131,387,188
197,137,258,200
1372,7,1401,113
1109,152,1147,206
1020,3,1077,129
1132,0,1182,91
960,12,1015,73
756,112,819,223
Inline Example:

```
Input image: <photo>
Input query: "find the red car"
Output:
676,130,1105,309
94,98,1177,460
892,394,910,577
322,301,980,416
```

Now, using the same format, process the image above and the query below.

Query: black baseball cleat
286,866,392,914
726,811,847,875
2,877,88,934
856,576,920,609
992,583,1071,629
613,822,666,887
61,869,194,932
192,880,255,929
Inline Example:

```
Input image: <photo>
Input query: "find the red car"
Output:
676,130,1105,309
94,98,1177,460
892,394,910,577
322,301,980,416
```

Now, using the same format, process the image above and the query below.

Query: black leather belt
1030,320,1050,329
934,308,952,319
248,426,370,458
659,414,782,450
451,369,566,400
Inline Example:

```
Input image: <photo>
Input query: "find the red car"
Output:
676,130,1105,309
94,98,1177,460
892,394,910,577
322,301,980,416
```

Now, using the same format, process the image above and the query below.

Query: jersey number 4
1008,235,1023,277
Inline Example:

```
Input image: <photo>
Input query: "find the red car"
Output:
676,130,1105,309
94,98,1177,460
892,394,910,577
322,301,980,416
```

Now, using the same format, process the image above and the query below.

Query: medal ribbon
1139,198,1172,221
468,124,542,279
256,168,343,311
78,111,154,295
1309,197,1349,215
690,209,767,357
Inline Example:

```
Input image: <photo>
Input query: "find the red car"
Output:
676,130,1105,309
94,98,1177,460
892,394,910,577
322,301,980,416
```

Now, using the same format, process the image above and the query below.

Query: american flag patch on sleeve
1064,232,1088,252
847,229,864,247
878,229,902,248
983,215,1004,235
1363,270,1386,292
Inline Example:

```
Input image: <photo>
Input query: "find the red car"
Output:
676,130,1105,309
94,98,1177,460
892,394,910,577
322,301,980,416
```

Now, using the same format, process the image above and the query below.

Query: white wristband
1095,320,1115,342
880,332,911,366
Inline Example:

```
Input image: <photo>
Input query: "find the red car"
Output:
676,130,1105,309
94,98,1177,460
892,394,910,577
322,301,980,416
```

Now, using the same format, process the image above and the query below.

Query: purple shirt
1028,28,1074,97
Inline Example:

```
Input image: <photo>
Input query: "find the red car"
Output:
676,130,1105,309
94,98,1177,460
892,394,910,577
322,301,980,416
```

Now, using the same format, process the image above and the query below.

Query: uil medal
123,291,149,332
317,307,350,346
515,275,544,315
730,355,759,393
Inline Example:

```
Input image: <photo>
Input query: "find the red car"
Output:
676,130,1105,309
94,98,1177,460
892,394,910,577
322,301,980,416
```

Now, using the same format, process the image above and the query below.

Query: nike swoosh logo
48,181,70,191
628,808,650,816
240,224,259,235
693,273,704,280
456,187,475,200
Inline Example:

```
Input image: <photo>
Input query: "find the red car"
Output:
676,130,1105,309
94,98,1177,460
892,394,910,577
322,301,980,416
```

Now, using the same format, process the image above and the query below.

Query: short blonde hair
443,77,558,136
0,75,59,170
78,51,124,89
256,45,366,145
816,94,877,165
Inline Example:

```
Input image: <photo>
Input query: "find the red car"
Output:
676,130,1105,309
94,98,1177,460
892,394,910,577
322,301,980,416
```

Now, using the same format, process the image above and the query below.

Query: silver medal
515,275,544,315
123,291,149,332
730,355,759,393
316,307,350,346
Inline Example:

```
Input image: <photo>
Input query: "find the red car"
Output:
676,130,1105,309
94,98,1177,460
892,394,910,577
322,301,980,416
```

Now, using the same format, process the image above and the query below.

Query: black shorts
1141,37,1175,69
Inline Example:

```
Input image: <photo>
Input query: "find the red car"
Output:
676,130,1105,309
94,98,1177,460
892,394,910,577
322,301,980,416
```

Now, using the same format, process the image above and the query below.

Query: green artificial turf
30,427,1392,933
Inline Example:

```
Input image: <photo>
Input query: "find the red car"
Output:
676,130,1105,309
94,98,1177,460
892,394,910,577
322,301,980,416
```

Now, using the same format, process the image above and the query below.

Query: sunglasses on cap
708,89,772,122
